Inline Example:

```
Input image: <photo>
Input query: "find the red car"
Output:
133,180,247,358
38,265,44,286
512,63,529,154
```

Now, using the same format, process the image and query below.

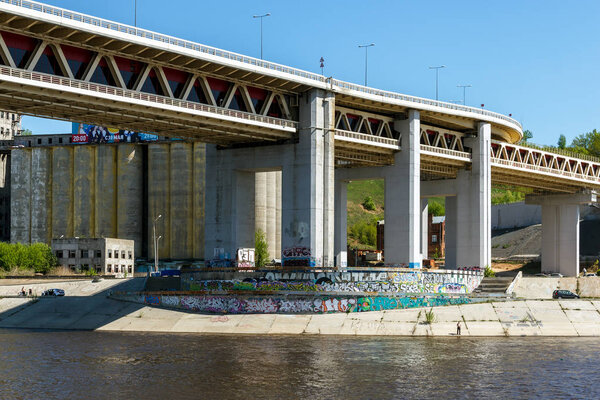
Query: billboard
72,123,159,144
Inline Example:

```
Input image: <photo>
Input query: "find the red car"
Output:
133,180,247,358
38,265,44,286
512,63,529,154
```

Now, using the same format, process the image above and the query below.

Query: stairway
473,277,514,296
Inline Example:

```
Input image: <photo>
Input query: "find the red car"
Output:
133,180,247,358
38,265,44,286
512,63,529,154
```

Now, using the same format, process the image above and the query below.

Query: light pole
134,0,137,27
358,43,375,86
457,84,472,105
428,65,446,101
153,214,161,274
253,13,270,59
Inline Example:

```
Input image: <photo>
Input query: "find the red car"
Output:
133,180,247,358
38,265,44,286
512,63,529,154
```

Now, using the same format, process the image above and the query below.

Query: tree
362,195,376,211
520,129,533,144
570,129,600,158
19,129,32,136
557,134,566,149
254,230,269,268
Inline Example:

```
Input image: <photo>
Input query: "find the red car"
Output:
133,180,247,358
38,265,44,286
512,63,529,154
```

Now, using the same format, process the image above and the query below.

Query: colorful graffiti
117,293,471,314
281,247,318,268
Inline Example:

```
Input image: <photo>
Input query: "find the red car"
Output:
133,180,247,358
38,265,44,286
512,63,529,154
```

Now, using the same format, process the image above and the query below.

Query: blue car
42,289,65,297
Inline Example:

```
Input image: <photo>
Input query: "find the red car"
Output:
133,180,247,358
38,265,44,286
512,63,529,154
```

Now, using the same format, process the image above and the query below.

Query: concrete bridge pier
205,88,334,266
526,191,597,276
334,179,348,268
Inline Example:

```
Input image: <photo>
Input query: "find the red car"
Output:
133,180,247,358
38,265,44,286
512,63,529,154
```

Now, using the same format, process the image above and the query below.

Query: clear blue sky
21,0,600,146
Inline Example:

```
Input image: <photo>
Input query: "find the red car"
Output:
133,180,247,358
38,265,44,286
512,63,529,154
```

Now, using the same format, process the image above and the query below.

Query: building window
68,250,76,258
69,264,75,270
59,137,63,144
431,234,438,243
95,250,102,258
121,251,126,259
108,250,112,258
121,265,125,272
81,250,89,258
128,251,132,260
48,138,52,144
114,251,119,259
114,266,119,273
37,138,41,144
107,264,112,273
55,250,63,258
128,266,132,274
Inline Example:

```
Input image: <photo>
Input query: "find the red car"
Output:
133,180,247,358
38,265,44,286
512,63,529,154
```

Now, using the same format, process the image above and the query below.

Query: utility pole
253,13,271,59
153,214,161,274
428,65,446,101
358,43,375,86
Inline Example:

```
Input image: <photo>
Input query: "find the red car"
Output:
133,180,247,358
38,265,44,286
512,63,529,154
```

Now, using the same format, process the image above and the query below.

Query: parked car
42,289,65,297
583,273,597,277
552,290,579,299
549,273,564,278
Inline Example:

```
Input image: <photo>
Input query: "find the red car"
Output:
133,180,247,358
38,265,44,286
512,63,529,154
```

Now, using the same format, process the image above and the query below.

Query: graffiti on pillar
282,246,318,268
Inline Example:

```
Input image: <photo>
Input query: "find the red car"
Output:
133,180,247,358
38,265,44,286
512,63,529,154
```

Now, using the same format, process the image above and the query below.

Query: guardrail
334,129,399,148
420,144,471,160
0,65,297,130
0,0,523,131
491,158,600,183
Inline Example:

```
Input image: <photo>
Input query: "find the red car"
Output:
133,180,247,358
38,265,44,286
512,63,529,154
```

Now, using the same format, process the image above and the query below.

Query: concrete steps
474,277,514,295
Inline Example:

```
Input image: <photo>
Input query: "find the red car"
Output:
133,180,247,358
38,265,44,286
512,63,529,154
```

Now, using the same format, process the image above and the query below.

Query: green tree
570,129,600,158
362,195,376,211
557,134,567,149
19,129,33,136
428,201,445,216
0,242,56,273
519,129,533,144
254,230,269,268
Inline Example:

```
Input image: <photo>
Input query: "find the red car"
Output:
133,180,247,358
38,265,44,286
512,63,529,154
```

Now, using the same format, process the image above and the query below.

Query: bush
0,242,57,274
255,230,269,268
348,222,377,247
484,265,496,277
428,201,444,216
425,308,435,324
362,196,376,211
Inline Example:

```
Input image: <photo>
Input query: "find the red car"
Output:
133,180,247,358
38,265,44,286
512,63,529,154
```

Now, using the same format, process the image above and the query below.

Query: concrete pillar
30,148,52,244
444,196,458,269
334,179,348,268
94,145,117,238
117,144,143,257
233,170,256,251
10,149,31,243
266,171,277,259
275,170,282,259
421,198,428,260
281,88,335,267
169,142,193,259
452,122,492,268
148,143,170,259
192,142,206,260
52,147,73,239
254,172,267,235
384,110,421,267
527,191,596,276
73,146,95,238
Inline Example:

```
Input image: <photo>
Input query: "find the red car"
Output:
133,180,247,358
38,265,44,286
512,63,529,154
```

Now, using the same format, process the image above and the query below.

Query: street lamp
428,65,446,101
457,84,472,105
252,13,271,59
358,43,375,86
153,214,161,274
134,0,137,27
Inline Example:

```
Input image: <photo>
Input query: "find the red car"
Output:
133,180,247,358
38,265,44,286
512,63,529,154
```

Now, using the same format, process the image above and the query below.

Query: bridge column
384,110,421,267
334,179,348,268
448,122,492,268
281,88,335,267
421,198,429,260
526,192,597,276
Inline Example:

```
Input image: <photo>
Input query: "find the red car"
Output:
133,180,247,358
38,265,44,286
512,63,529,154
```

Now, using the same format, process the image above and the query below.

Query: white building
0,111,20,140
51,237,135,276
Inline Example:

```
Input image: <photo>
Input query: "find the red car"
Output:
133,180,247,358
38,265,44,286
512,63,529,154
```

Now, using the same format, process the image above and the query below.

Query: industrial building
0,110,20,242
51,237,134,275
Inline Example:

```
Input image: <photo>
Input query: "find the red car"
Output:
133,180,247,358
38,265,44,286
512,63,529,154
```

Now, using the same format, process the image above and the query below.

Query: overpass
0,0,597,275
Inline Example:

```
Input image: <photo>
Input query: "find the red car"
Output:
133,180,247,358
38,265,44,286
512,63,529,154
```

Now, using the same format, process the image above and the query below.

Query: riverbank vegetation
0,242,57,276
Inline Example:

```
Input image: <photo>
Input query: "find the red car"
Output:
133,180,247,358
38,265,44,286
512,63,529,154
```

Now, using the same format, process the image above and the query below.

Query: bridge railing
0,65,297,130
420,144,471,161
334,129,399,149
0,0,522,131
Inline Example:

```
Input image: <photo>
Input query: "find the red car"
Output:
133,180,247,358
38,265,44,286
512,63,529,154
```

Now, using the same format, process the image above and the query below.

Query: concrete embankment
0,281,599,335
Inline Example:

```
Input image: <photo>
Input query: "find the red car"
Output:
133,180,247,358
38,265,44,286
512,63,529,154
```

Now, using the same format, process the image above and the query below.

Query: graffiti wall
113,292,471,314
183,269,483,295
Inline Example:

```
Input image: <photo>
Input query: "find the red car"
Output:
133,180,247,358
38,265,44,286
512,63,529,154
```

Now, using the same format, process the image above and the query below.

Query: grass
424,308,436,324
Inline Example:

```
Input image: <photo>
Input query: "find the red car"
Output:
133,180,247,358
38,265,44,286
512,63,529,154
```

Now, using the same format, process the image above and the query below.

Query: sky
20,0,600,146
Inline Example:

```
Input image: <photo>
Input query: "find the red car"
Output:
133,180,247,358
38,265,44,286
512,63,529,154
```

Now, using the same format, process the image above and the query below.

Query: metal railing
420,144,471,160
491,158,600,183
0,65,297,130
518,141,600,163
0,0,523,131
334,129,399,148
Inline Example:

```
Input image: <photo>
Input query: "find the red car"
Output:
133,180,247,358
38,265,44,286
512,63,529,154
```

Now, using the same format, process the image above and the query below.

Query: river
0,330,597,399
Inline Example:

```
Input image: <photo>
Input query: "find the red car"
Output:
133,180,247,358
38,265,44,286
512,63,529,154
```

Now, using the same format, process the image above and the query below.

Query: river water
0,330,598,399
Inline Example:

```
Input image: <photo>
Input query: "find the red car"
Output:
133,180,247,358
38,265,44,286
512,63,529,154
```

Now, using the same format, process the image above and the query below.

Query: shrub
484,265,496,277
425,308,435,324
255,230,269,268
428,201,445,216
362,196,376,211
348,222,377,246
0,242,57,274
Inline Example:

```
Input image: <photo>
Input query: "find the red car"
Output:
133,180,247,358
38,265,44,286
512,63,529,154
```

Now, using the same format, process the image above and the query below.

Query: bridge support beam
526,191,597,276
334,179,348,268
384,110,421,267
421,198,429,260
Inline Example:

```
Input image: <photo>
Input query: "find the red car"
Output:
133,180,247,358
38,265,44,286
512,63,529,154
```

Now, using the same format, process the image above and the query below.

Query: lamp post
428,65,446,101
153,214,161,274
358,43,375,86
457,84,472,105
134,0,137,27
253,13,271,59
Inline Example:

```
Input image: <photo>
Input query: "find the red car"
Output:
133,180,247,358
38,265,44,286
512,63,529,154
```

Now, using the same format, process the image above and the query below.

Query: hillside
346,180,527,249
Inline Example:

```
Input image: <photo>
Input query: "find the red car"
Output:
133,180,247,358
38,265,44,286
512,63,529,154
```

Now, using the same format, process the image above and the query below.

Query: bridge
0,0,597,276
